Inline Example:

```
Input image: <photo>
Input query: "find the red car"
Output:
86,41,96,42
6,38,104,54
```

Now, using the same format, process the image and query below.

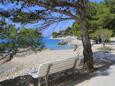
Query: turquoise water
42,37,74,50
0,38,74,50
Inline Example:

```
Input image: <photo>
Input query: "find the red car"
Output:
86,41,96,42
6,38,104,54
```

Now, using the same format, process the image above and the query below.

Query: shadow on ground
109,41,115,45
0,51,115,86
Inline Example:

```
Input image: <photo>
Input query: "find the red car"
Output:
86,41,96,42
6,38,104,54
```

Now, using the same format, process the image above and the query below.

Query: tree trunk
102,41,105,48
102,37,106,48
77,0,94,71
79,20,94,71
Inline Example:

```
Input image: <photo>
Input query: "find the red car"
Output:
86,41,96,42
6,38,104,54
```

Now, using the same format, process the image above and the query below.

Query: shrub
91,28,113,46
52,32,59,38
0,26,43,59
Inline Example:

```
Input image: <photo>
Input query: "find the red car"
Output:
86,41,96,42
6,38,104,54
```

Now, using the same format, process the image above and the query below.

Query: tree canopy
0,24,43,61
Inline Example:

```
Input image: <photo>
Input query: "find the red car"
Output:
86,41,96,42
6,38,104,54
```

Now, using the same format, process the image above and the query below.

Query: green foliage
92,28,113,42
52,32,59,38
88,3,109,27
18,28,43,49
87,2,115,38
51,23,81,38
86,2,97,18
104,0,115,34
105,0,115,13
0,25,16,39
13,13,42,23
71,23,81,37
0,25,43,57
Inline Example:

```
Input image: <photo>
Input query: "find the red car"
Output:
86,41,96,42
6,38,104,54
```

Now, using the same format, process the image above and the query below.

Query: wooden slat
37,57,79,77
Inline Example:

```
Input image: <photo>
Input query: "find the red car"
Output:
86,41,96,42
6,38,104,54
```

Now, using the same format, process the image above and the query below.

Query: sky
0,0,103,37
90,0,103,3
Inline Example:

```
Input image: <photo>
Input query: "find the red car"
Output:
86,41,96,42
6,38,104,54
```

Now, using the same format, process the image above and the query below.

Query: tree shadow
65,50,115,86
109,40,115,45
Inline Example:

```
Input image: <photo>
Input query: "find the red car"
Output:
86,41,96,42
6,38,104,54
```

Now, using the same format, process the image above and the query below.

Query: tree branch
26,1,79,20
37,18,70,32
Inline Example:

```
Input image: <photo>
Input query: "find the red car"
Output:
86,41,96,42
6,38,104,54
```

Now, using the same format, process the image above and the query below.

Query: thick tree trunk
77,0,94,71
79,20,94,71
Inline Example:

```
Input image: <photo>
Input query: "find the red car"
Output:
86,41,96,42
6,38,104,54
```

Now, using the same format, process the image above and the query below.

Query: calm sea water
0,38,74,50
42,37,74,50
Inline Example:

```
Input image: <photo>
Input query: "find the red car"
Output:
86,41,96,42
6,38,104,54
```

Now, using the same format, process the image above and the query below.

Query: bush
0,26,43,58
91,28,113,45
52,32,59,38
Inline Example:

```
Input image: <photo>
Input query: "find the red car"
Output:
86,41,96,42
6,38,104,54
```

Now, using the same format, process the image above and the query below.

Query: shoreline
49,37,65,40
49,36,78,40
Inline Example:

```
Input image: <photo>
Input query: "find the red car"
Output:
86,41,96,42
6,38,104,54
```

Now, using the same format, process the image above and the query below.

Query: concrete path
74,65,115,86
86,65,115,86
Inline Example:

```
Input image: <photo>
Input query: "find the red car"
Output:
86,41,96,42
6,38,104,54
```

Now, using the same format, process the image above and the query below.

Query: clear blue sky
90,0,103,3
0,0,103,37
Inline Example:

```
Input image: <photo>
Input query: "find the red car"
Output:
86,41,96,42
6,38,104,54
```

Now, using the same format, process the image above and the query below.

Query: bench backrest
37,57,79,77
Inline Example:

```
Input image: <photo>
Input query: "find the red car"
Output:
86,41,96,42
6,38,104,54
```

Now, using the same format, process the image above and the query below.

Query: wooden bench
29,56,80,86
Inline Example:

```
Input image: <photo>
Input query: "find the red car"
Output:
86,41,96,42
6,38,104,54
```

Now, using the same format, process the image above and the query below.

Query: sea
0,37,74,50
42,37,74,50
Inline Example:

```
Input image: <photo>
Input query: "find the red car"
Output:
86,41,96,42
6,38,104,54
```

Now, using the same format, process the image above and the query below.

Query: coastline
49,36,79,45
49,37,65,40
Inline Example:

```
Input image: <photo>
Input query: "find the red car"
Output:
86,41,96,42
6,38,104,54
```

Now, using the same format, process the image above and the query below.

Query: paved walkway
86,65,115,86
74,65,115,86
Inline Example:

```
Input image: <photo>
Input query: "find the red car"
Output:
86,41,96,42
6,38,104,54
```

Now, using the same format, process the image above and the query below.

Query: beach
0,36,82,82
0,49,80,82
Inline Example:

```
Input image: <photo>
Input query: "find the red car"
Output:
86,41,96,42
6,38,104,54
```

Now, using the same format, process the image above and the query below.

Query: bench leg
45,76,49,86
38,78,41,86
